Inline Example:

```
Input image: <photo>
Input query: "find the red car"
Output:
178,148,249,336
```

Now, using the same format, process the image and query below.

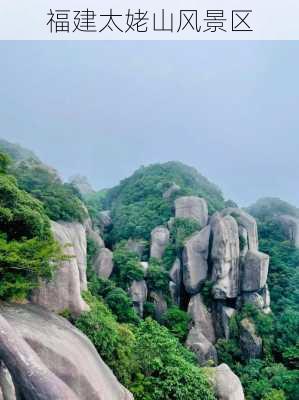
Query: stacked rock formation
145,196,270,366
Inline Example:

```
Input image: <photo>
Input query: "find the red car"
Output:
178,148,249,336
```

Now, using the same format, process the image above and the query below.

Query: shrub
131,318,215,400
161,306,191,342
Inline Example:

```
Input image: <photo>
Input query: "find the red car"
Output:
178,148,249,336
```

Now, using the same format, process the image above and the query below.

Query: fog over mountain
1,41,298,206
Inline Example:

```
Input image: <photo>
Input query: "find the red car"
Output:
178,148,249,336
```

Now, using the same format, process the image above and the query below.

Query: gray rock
277,215,299,247
213,363,245,400
163,183,181,199
94,248,114,279
126,239,146,258
261,284,271,314
221,306,237,340
69,175,94,196
32,221,89,315
188,294,215,343
169,258,181,285
0,304,133,400
175,196,208,227
186,327,218,366
0,362,16,400
129,280,148,317
169,282,180,305
140,261,149,274
221,208,258,251
150,226,170,260
211,216,240,299
182,226,211,294
240,318,262,360
242,250,269,292
238,225,249,258
242,292,264,310
87,228,105,251
98,211,112,231
149,291,167,321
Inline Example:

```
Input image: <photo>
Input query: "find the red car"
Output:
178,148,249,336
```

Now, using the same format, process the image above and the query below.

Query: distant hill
105,161,225,242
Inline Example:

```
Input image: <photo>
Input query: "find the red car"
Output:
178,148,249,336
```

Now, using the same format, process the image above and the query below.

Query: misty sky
0,41,298,207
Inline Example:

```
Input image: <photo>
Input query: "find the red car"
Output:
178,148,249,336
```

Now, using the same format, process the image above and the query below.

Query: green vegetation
75,293,215,400
11,159,86,222
112,242,144,289
161,306,191,342
0,152,64,300
106,162,224,243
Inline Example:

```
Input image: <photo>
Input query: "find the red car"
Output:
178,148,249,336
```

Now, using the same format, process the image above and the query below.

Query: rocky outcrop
242,292,264,310
277,215,299,247
212,363,245,400
169,258,181,305
94,248,114,279
149,291,167,321
32,221,89,315
240,318,262,360
211,216,240,299
220,208,258,251
241,250,269,292
169,258,181,285
0,304,133,400
182,226,210,294
261,284,271,314
98,211,112,232
175,196,208,227
126,239,146,258
163,183,181,199
0,362,16,400
129,280,148,317
186,327,217,366
213,304,237,340
188,294,215,343
150,226,170,260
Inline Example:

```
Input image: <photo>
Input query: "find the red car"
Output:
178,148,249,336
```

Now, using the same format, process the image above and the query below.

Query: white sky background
1,40,299,208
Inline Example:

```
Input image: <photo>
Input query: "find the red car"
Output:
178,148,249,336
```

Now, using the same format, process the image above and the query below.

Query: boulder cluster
129,195,271,369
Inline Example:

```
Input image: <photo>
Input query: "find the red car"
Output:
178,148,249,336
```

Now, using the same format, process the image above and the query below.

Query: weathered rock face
261,284,271,314
0,362,16,400
163,183,181,199
182,226,211,294
169,258,181,305
32,221,89,315
129,280,148,317
277,215,299,247
149,291,167,321
175,196,208,227
169,258,181,286
211,216,240,299
240,318,262,360
220,208,258,252
150,226,170,260
188,294,215,343
213,363,245,400
213,304,237,340
86,226,105,252
242,292,264,310
241,250,269,292
126,239,146,259
186,327,218,366
0,304,133,400
94,248,114,279
98,211,112,232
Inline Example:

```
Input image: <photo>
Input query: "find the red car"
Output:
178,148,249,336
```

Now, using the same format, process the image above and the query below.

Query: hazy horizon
1,41,299,207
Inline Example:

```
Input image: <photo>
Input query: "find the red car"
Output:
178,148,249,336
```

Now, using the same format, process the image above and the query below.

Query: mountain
0,140,298,400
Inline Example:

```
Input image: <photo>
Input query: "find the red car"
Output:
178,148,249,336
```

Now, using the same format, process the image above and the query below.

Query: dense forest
0,139,298,400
